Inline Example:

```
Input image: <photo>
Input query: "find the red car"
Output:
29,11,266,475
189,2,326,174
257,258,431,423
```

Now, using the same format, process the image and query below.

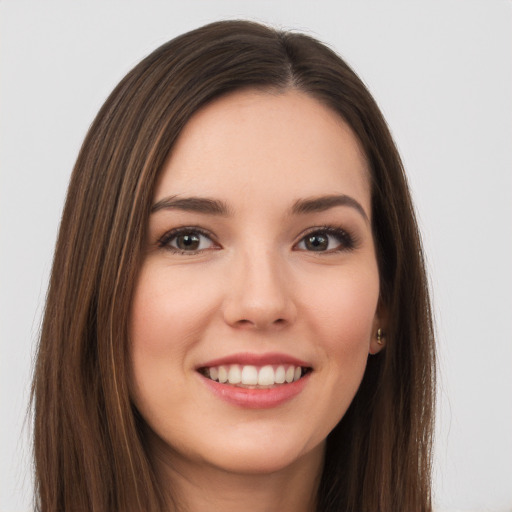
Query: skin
129,89,385,511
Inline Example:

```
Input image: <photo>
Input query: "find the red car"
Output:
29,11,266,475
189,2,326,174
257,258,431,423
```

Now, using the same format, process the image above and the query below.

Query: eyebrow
151,196,231,215
291,194,369,222
151,193,369,222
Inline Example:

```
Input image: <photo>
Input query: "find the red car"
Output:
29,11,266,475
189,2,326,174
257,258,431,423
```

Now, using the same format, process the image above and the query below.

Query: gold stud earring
376,328,384,345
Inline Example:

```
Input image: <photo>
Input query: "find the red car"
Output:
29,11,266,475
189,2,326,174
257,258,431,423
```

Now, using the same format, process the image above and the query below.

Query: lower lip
199,372,311,409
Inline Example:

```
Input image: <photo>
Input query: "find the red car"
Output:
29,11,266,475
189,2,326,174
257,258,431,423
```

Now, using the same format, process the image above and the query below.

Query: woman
32,20,435,511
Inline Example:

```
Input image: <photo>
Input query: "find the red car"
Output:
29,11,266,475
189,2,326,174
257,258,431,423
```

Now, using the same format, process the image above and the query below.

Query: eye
295,227,354,252
158,228,218,254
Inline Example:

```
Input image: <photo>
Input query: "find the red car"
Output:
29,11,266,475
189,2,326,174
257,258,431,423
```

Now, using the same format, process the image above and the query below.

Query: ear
369,302,388,355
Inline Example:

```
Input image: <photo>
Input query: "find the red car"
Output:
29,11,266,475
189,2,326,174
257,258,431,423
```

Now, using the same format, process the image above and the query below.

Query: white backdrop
1,2,511,511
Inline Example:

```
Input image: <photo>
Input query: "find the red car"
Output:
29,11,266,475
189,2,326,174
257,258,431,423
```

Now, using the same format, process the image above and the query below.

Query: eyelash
295,226,356,253
157,225,356,255
157,226,219,254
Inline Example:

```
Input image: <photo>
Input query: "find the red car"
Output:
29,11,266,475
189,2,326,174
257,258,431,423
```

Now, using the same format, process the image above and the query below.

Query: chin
197,433,325,476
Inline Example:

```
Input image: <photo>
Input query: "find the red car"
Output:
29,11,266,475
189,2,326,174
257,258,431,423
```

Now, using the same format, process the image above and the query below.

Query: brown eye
175,233,201,251
159,228,217,253
305,233,328,251
296,227,355,253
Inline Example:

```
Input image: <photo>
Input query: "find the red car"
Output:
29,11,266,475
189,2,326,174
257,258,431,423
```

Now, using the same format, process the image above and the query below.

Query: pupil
306,234,328,251
177,234,200,250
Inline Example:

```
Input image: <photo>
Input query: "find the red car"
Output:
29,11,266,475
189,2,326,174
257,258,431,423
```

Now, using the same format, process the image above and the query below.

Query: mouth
197,364,312,389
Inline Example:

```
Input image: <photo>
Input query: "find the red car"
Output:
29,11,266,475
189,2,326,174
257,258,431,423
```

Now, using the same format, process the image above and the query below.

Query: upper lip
197,352,313,369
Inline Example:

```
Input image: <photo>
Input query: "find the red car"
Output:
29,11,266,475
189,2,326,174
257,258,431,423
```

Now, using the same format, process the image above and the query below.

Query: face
129,89,384,478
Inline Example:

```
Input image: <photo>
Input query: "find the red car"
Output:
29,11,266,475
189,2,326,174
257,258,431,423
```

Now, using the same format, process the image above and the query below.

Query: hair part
32,19,435,511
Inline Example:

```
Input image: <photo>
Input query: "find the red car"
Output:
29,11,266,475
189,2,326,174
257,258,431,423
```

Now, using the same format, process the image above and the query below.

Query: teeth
258,365,274,386
205,364,307,387
209,367,218,381
241,365,258,385
218,365,228,383
228,365,242,384
275,365,286,384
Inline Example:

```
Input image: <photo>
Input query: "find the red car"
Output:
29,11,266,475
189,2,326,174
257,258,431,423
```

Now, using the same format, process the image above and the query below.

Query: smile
198,364,311,388
197,354,314,408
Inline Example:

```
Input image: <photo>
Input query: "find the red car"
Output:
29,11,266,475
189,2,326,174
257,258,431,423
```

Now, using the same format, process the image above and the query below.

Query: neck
150,436,325,512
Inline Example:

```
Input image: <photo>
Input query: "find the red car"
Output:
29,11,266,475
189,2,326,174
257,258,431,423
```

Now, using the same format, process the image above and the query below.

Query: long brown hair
32,20,435,511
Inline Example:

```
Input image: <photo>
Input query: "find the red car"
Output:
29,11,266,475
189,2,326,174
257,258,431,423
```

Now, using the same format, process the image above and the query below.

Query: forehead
156,89,371,214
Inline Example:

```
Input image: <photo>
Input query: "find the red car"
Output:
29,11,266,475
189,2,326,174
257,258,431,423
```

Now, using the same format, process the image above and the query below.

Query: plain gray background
1,2,511,511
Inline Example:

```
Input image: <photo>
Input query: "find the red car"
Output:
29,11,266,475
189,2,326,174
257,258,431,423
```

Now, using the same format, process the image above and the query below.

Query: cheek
128,263,219,415
305,267,379,345
285,267,380,448
300,265,380,399
129,264,216,357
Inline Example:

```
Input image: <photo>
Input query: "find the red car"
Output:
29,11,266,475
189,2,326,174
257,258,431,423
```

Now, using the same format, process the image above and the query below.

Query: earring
376,328,384,345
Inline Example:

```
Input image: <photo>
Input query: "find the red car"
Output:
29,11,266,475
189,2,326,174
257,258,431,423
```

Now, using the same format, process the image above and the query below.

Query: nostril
234,319,256,329
233,317,287,329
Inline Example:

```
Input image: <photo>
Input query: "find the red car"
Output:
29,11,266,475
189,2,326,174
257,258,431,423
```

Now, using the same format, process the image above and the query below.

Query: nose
222,248,297,330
